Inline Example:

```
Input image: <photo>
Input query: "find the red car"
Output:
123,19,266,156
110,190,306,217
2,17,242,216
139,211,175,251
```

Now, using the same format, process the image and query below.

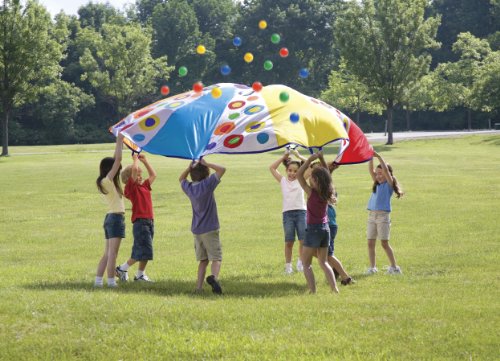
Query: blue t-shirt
181,174,220,234
327,204,337,226
367,182,393,212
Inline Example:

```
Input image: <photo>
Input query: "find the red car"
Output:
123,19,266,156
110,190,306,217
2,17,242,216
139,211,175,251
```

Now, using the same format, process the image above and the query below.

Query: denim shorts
304,223,330,248
282,210,306,242
103,213,125,239
131,218,154,261
328,225,338,256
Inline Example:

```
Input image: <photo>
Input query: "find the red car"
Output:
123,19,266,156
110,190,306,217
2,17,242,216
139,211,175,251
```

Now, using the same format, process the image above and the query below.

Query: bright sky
38,0,133,17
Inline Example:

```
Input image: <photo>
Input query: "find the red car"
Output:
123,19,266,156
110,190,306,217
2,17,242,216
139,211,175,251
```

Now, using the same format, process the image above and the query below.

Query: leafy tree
472,50,500,116
135,0,164,25
335,0,440,144
78,2,126,31
400,75,435,130
79,23,173,120
433,32,492,130
0,0,64,155
320,60,383,123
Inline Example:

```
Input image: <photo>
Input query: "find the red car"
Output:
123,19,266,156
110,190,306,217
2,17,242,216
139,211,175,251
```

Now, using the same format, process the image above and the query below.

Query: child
296,153,339,294
115,153,157,282
94,134,125,288
269,149,306,274
313,154,354,285
179,158,226,294
366,151,404,275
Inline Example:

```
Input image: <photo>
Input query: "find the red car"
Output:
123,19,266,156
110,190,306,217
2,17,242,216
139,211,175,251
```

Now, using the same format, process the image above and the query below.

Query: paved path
365,130,500,142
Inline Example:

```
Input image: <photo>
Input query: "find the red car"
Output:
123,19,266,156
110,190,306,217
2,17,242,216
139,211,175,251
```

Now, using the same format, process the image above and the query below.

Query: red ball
252,81,263,92
193,82,204,93
160,85,170,96
279,47,289,58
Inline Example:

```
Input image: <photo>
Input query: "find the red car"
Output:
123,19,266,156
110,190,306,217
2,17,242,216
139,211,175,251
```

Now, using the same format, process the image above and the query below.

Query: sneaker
366,267,378,275
206,275,222,295
296,260,304,272
341,277,355,285
107,282,118,288
115,266,128,282
93,283,103,288
134,274,153,282
284,263,293,275
386,266,402,275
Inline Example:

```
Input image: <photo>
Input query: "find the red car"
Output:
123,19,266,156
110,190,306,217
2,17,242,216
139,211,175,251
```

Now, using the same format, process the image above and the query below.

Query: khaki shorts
367,211,391,240
194,230,222,261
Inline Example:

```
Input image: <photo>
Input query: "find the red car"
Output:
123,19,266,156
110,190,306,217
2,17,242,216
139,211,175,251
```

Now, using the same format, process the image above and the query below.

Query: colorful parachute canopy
110,83,373,164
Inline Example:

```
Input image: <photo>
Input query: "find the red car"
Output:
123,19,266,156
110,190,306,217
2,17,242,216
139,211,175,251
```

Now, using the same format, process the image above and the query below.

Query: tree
472,50,500,119
400,75,435,130
335,0,440,144
0,0,64,155
79,23,173,120
320,60,383,123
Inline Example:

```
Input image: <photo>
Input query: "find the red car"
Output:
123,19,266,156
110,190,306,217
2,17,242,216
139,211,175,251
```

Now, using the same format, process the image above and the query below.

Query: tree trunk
1,109,9,156
406,108,411,131
386,105,394,145
467,108,472,131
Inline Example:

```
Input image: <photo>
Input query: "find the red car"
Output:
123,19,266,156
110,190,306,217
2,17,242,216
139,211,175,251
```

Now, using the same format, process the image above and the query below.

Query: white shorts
367,211,391,240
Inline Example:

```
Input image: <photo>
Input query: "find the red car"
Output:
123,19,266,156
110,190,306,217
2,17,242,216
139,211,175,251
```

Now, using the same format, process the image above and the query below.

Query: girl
297,153,339,293
366,151,404,275
94,133,125,288
270,149,306,274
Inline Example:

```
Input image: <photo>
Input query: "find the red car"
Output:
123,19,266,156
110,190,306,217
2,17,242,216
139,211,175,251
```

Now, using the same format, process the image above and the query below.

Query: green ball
178,66,188,77
279,91,289,103
264,60,273,71
271,33,281,44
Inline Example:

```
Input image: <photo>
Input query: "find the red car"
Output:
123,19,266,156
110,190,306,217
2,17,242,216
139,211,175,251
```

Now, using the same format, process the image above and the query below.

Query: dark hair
190,163,210,182
96,157,123,195
372,164,404,198
282,158,303,169
311,167,335,202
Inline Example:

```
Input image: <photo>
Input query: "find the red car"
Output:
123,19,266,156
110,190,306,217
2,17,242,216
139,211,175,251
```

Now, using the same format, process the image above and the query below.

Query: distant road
366,130,500,142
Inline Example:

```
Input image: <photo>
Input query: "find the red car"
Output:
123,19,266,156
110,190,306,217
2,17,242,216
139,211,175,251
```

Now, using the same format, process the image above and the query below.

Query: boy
116,153,157,282
179,158,225,295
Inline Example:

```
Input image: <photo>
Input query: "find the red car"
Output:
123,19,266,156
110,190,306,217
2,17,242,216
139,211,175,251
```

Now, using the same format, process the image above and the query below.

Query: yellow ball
196,45,206,54
258,20,267,29
211,88,222,99
244,52,254,63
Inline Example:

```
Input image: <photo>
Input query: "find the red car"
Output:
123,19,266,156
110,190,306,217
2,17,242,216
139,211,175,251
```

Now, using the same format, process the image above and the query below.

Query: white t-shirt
280,177,306,212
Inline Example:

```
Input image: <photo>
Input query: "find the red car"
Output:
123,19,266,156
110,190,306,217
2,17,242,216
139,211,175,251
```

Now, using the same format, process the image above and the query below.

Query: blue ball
220,64,231,76
290,113,300,123
299,68,309,78
233,37,242,47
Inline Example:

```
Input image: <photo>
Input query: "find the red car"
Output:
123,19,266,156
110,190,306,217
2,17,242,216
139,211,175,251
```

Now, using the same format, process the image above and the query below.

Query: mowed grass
0,135,499,360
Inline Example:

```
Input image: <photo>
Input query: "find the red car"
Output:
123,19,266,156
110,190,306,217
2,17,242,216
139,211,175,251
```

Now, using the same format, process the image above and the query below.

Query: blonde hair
121,165,133,184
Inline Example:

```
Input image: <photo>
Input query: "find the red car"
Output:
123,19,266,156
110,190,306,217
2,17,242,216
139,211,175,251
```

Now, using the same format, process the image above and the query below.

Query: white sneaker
296,260,304,272
386,266,402,275
134,274,154,282
284,263,293,275
115,266,128,282
365,267,378,275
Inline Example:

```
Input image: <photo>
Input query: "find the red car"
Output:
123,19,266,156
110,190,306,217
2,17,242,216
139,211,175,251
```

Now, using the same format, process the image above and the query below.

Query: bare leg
298,240,304,260
285,241,294,263
381,240,397,267
106,237,121,278
138,260,148,271
368,239,377,268
301,247,317,293
317,247,339,293
327,255,349,280
210,260,221,279
96,239,110,277
197,260,209,290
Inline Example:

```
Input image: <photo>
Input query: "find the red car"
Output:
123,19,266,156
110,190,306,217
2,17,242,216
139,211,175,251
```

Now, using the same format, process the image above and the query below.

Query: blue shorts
103,213,125,239
328,225,338,256
304,223,330,248
131,218,154,261
282,210,306,242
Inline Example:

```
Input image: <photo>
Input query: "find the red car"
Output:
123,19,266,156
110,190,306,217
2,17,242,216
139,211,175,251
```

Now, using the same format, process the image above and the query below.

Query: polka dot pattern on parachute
139,115,160,131
223,134,244,148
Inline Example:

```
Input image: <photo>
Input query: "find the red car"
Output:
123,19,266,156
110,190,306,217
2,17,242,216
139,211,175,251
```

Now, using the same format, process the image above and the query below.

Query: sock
94,276,103,285
120,262,130,271
107,278,116,286
137,270,144,277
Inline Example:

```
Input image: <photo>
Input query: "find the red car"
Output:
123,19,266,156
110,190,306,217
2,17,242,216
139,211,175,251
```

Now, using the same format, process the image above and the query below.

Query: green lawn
0,135,499,360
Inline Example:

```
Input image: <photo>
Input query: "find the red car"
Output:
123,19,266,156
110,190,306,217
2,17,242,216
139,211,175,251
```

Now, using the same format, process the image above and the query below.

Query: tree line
1,0,499,155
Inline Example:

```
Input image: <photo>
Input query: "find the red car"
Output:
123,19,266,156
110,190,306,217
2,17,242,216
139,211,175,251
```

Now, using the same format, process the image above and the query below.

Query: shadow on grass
23,275,307,299
479,135,500,146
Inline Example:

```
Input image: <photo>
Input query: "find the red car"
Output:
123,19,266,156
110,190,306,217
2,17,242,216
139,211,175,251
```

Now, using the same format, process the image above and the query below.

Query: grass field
0,135,499,360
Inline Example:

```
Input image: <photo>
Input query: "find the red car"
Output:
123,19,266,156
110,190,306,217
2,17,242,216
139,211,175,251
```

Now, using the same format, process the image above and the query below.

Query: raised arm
201,158,226,179
139,154,157,185
374,151,394,187
107,133,124,180
269,150,289,182
179,163,192,183
368,157,376,182
291,148,308,163
317,150,328,169
297,153,319,196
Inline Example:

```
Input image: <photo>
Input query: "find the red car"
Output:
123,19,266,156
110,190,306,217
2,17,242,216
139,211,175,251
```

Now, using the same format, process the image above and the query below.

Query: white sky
37,0,133,17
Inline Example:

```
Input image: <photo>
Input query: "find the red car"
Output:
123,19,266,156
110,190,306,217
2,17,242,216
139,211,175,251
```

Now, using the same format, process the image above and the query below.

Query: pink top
307,189,328,225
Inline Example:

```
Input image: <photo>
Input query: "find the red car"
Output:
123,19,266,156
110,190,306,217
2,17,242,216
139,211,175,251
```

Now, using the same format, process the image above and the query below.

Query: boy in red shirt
116,153,157,282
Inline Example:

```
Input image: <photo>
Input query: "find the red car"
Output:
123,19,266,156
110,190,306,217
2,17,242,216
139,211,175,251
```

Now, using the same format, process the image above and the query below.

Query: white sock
120,262,130,271
137,270,144,277
107,278,116,286
94,276,103,285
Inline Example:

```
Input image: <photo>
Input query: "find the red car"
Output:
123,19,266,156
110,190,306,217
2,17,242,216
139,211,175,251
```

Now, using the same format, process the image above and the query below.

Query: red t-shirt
306,189,328,225
124,178,153,222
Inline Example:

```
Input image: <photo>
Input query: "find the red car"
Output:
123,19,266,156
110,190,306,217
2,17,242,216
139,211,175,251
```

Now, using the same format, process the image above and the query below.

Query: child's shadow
23,275,306,298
